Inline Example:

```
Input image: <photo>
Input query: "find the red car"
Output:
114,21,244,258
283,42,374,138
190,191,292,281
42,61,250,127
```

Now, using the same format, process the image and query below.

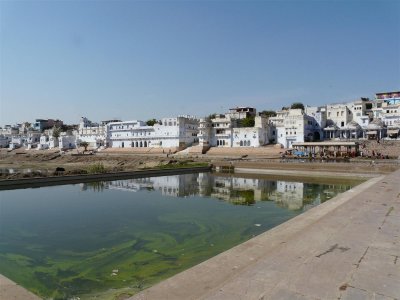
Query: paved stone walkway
0,274,40,300
131,170,400,300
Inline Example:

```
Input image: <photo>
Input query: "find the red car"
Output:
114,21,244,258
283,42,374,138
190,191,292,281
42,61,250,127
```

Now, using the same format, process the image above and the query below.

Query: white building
76,117,115,149
364,119,385,140
59,133,77,149
36,133,59,149
38,135,50,150
322,97,399,140
109,120,152,148
0,135,10,148
348,100,369,126
324,102,365,140
26,131,41,149
9,136,25,150
269,109,321,148
0,125,19,136
198,107,271,148
381,104,400,127
305,106,327,129
109,116,199,149
326,103,353,128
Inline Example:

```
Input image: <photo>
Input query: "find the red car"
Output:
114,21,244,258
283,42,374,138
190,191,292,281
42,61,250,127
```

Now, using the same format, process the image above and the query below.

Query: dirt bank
1,148,399,180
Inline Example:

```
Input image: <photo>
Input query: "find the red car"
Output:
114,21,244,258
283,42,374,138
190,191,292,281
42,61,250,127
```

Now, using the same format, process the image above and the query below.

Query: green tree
260,110,277,117
290,102,305,110
52,126,61,138
207,113,217,120
239,117,255,127
146,119,158,126
80,141,89,152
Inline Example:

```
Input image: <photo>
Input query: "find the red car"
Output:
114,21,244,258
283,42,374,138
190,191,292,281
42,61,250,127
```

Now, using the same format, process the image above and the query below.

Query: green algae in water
0,173,356,299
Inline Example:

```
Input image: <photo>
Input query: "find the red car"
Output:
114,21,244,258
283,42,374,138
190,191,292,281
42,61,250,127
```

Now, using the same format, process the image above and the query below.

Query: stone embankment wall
0,166,211,190
360,140,400,158
205,145,282,157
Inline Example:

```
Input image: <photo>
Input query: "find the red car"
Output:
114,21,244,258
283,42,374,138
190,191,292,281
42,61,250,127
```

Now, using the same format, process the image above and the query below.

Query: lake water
0,172,358,299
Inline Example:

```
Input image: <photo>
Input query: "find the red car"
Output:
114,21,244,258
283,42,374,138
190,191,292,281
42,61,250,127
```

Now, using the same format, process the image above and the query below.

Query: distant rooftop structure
228,107,256,113
227,107,257,119
375,91,400,105
101,119,122,125
375,91,400,99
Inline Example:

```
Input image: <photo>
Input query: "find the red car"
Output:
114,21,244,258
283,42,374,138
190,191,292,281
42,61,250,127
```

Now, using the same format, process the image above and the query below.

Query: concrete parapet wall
0,166,211,190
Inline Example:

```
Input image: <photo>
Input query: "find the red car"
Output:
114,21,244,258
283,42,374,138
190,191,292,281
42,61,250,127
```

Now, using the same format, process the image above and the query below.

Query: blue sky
1,0,399,125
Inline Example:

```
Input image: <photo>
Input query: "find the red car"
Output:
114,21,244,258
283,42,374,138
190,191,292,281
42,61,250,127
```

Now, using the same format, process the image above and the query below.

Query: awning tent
388,129,399,136
388,129,399,134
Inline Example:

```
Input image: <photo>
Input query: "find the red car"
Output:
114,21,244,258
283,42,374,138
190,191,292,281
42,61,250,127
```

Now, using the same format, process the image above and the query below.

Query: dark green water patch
0,173,357,299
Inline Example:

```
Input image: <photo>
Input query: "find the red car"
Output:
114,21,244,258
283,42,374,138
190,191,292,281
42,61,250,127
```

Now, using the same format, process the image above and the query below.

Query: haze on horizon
0,0,399,126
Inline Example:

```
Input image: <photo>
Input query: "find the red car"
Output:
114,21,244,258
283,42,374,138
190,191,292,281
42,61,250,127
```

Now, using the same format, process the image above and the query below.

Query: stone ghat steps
205,146,283,157
187,146,210,154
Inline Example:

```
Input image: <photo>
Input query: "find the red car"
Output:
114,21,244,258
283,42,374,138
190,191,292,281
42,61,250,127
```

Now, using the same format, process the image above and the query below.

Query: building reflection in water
80,173,353,211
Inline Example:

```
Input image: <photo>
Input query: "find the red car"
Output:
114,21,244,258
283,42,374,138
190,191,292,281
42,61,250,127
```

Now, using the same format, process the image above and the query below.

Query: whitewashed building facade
198,107,271,148
269,109,321,148
0,135,10,148
109,116,199,149
76,117,115,148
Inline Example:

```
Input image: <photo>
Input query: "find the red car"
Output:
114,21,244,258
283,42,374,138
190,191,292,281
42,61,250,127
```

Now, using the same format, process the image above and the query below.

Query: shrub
86,163,107,174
